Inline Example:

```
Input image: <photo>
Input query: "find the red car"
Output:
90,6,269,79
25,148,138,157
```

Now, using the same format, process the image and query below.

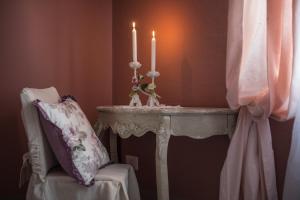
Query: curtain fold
283,108,300,200
283,1,300,199
221,0,300,199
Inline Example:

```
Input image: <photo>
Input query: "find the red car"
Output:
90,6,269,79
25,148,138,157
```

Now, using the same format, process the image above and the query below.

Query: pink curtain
220,0,300,199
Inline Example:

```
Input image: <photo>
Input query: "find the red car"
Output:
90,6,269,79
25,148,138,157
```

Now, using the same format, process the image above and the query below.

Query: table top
96,105,238,116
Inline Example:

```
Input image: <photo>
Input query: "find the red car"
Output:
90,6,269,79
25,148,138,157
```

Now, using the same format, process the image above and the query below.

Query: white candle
132,22,137,62
151,30,156,72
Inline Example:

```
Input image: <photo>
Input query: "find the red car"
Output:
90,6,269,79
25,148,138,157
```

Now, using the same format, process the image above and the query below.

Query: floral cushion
34,97,110,186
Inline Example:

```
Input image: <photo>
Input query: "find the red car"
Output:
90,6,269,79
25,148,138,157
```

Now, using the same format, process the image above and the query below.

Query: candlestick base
129,93,142,107
146,70,161,107
147,95,160,107
128,60,142,107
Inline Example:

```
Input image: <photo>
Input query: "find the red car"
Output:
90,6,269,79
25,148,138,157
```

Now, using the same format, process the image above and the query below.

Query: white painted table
95,106,237,200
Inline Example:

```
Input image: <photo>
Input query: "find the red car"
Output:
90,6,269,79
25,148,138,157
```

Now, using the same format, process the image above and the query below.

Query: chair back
20,87,60,180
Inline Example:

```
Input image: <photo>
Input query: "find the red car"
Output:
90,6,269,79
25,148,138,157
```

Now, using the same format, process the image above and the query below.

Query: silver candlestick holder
129,61,142,106
146,70,160,106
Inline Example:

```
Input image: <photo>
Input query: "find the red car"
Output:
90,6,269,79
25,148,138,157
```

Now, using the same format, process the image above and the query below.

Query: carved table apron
95,106,237,200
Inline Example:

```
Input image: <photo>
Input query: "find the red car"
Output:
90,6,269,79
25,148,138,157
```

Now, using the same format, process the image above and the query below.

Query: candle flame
152,31,155,38
132,22,136,28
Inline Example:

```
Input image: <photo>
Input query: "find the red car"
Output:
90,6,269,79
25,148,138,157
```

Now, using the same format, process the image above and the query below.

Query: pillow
34,97,110,186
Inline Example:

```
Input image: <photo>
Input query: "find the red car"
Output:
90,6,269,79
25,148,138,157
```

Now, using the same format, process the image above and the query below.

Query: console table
94,106,237,200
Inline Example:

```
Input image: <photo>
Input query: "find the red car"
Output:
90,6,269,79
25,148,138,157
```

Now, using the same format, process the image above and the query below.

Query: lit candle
151,30,156,72
132,22,137,62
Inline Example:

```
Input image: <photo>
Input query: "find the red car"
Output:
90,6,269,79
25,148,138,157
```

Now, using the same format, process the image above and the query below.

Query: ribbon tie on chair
19,152,32,188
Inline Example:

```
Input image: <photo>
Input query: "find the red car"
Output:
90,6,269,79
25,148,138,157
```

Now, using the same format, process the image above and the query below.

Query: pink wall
0,0,112,198
112,0,293,199
113,0,228,106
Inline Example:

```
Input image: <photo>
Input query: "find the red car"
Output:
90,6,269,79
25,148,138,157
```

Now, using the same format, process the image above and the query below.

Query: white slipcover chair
20,87,140,200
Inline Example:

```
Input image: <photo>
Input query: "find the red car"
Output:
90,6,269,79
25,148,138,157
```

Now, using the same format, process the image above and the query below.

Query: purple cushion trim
60,95,77,102
33,100,91,186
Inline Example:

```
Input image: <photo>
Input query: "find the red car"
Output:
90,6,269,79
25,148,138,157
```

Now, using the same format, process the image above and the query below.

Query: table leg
156,117,171,200
110,130,119,163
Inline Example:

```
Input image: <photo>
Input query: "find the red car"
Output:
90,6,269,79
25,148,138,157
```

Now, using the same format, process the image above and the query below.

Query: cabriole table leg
156,116,171,200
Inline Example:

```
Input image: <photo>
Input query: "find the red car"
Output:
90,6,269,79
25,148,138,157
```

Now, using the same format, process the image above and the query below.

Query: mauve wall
112,0,293,199
0,0,112,199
